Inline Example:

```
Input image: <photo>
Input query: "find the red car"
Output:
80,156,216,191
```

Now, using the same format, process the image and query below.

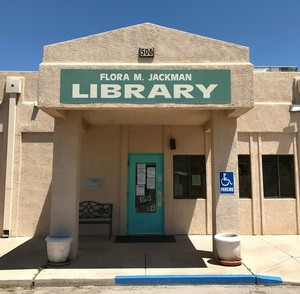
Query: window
173,155,206,199
238,155,252,198
262,155,295,198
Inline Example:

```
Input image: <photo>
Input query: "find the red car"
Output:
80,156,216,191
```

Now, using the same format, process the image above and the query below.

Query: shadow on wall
34,183,51,237
0,235,214,270
19,132,54,237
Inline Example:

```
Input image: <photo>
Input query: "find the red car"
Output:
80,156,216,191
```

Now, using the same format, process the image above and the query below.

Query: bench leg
109,223,112,241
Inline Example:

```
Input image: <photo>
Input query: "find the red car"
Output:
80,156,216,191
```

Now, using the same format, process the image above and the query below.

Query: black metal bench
79,201,113,240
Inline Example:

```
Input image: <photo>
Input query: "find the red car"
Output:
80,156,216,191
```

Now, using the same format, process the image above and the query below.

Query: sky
1,0,299,71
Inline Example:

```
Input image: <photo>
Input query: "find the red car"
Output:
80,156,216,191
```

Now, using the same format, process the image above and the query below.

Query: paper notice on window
192,175,201,186
136,185,145,196
137,174,146,185
137,164,146,175
147,167,156,178
147,178,156,189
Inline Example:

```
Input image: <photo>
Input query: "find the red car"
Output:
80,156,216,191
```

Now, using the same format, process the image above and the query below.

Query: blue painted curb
115,274,282,286
256,275,282,285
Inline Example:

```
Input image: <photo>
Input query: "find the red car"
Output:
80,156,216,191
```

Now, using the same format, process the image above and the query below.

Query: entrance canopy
38,23,254,121
74,108,211,125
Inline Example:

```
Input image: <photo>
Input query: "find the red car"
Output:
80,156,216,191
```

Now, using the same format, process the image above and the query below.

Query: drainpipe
2,78,22,238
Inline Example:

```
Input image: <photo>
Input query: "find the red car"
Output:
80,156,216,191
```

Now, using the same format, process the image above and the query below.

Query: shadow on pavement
0,235,210,269
0,237,48,269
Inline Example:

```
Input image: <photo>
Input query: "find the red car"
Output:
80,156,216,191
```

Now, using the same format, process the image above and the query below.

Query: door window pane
135,163,156,213
173,155,206,199
238,155,252,198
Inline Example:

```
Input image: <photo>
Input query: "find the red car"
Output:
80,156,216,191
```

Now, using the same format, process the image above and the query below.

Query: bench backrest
79,201,113,221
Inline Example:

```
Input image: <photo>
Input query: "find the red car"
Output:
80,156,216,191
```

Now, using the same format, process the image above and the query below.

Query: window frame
262,154,296,199
238,154,252,199
173,154,206,200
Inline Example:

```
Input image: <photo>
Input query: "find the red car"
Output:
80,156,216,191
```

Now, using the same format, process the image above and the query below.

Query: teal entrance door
128,153,164,234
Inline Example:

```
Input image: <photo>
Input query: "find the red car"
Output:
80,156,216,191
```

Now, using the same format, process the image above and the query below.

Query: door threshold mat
114,235,176,243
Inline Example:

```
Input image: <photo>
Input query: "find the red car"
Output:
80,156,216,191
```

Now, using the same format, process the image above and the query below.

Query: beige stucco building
1,23,300,259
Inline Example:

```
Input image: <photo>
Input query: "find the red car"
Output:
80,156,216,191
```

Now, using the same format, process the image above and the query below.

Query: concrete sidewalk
0,235,299,287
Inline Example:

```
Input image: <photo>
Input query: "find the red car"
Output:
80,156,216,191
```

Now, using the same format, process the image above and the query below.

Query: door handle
158,191,162,207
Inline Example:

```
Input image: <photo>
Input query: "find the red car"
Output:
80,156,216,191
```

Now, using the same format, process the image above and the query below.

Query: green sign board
60,69,231,104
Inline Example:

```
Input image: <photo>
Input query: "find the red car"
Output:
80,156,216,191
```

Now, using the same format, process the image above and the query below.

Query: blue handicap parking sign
219,172,234,194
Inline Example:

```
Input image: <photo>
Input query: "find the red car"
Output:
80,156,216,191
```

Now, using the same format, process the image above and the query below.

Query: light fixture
289,104,300,112
170,138,176,150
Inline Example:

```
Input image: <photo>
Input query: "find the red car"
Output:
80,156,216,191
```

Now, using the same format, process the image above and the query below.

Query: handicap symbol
221,173,233,187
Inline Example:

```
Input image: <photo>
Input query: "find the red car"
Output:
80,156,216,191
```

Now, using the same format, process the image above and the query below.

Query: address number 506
139,47,155,57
